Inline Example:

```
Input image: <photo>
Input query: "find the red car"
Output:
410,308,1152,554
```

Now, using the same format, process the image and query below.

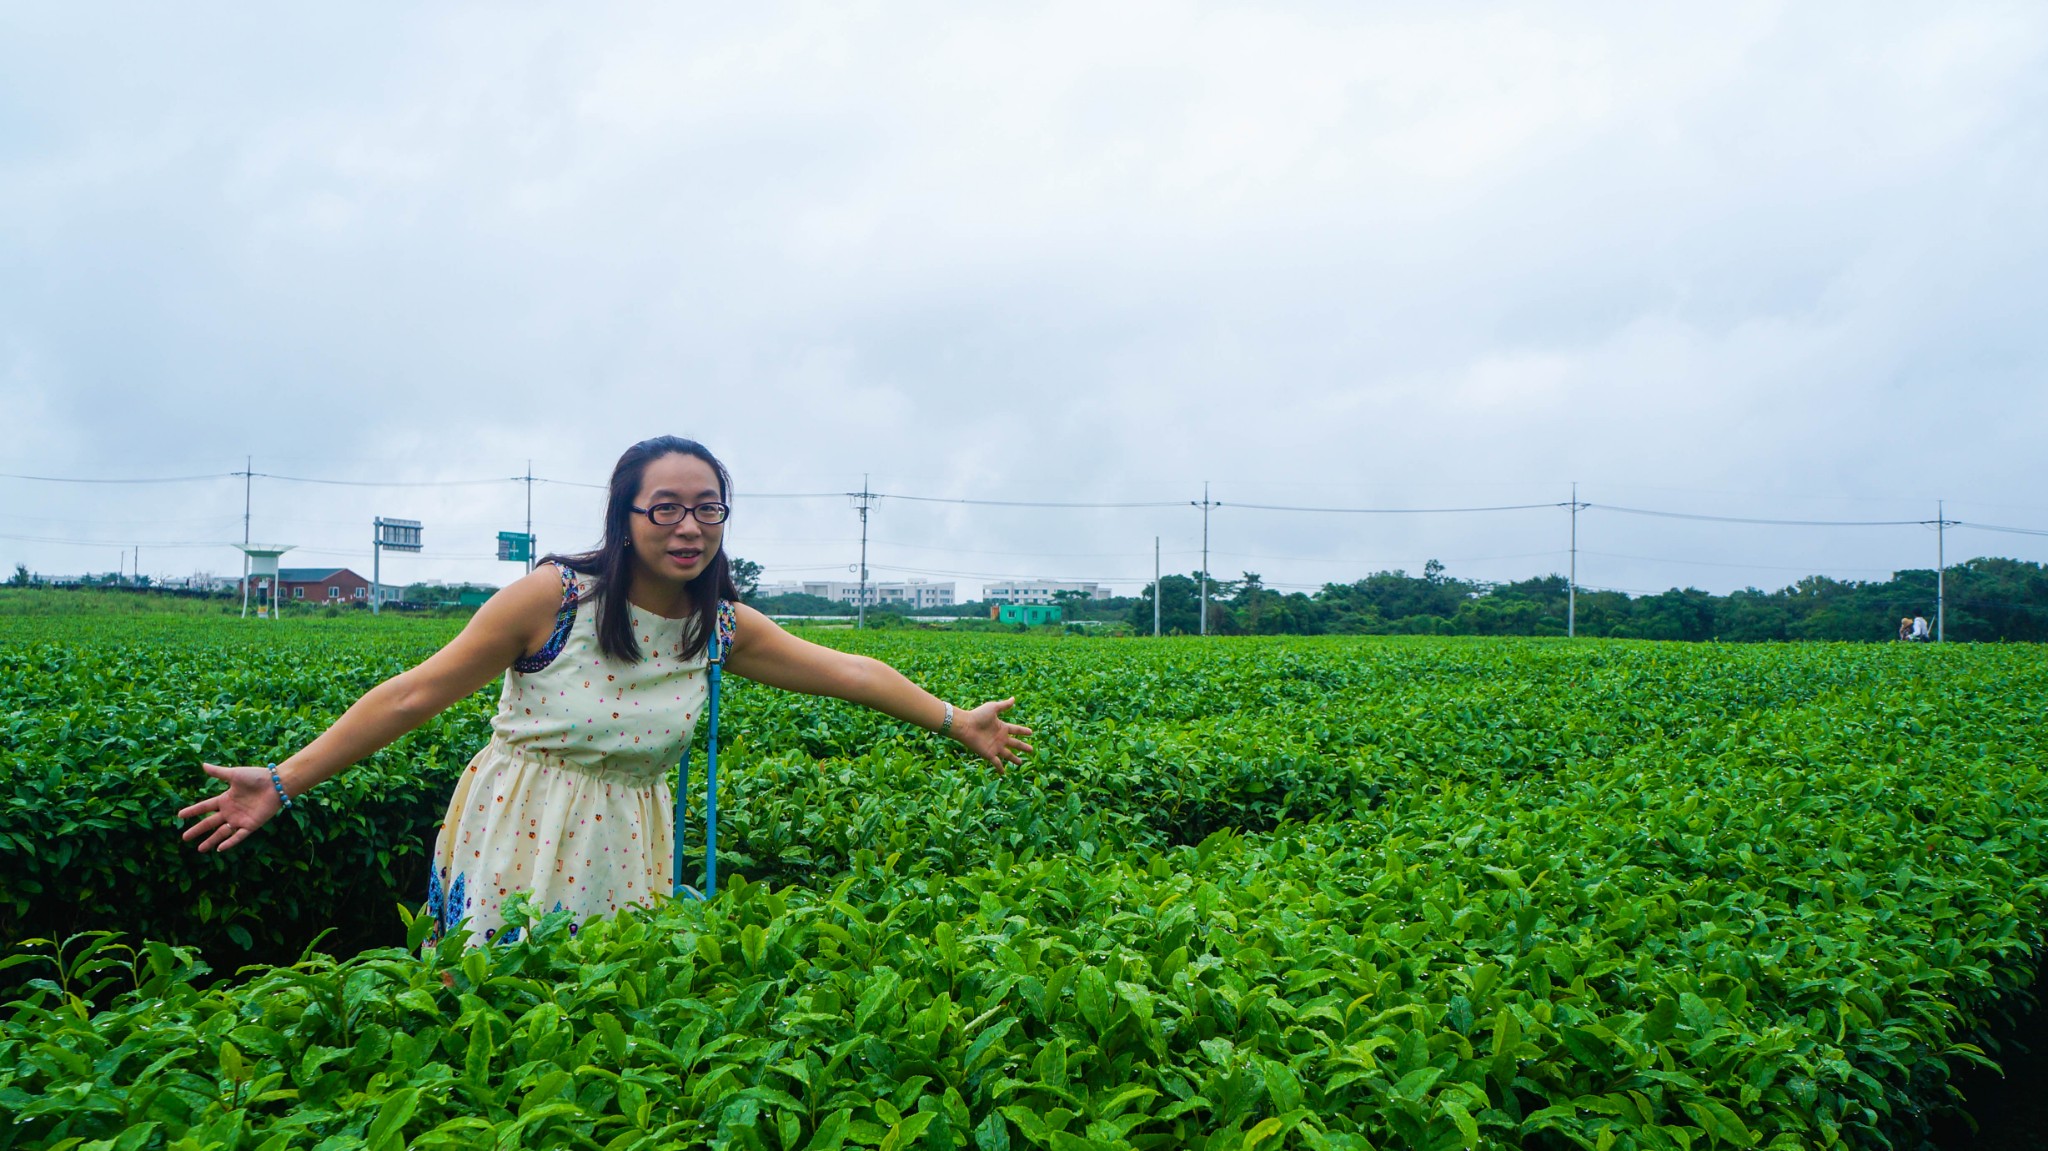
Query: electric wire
0,531,233,549
1957,521,2048,538
1205,547,1567,566
876,493,1185,509
1587,503,1930,527
0,471,235,484
1579,549,1902,575
10,466,2048,598
1226,500,1565,514
252,472,513,488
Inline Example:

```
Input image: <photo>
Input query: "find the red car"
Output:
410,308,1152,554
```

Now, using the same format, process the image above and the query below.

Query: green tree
1234,572,1266,633
729,556,763,600
1130,574,1203,634
1052,588,1091,621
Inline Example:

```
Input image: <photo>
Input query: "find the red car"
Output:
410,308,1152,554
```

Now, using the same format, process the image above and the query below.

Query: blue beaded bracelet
267,763,293,809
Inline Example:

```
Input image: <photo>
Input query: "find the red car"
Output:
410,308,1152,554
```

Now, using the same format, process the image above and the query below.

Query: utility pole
1153,536,1161,638
524,459,536,573
1191,483,1218,636
1937,499,1946,643
239,456,252,618
852,475,873,630
1568,482,1581,639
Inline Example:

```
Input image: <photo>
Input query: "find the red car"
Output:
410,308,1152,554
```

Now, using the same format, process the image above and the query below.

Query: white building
983,580,1113,605
758,579,956,609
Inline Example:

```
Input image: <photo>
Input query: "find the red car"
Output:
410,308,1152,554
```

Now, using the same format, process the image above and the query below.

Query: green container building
997,603,1063,626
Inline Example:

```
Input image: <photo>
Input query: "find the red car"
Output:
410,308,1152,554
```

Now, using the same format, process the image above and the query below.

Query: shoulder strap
512,563,581,673
552,562,582,613
711,599,738,663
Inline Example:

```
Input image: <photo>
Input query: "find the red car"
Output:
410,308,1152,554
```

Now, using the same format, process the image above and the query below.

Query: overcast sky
5,3,2045,600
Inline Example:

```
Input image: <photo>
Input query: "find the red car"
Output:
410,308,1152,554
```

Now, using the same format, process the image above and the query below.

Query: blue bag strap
675,600,739,900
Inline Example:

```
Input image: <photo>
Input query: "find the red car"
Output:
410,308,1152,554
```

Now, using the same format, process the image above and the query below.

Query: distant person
179,436,1034,944
1911,614,1932,642
1898,617,1912,642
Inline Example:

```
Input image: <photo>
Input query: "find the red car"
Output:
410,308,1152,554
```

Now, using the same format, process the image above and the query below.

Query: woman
177,436,1034,942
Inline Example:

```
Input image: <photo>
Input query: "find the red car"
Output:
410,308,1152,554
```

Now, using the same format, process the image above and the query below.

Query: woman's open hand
176,763,286,853
952,698,1034,771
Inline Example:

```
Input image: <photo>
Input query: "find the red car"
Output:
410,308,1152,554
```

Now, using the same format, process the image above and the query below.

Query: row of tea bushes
7,634,2048,1148
0,618,491,967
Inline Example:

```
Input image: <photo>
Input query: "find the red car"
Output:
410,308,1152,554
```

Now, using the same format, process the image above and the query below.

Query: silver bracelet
940,702,953,736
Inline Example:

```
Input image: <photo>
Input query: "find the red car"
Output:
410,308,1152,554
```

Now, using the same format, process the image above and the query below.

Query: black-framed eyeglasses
631,501,730,526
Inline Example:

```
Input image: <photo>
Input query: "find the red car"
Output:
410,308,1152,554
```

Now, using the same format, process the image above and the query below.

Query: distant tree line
1129,557,2048,642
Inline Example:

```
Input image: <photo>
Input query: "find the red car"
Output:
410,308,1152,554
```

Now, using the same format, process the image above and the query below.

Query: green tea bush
0,617,490,968
5,624,2048,1148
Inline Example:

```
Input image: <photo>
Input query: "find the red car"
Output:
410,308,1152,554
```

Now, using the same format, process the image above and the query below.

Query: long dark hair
543,436,738,664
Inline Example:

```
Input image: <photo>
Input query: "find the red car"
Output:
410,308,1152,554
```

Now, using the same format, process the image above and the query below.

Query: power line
292,547,504,562
533,478,843,498
877,493,1185,509
871,538,1162,560
1957,521,2048,539
0,531,231,548
1204,547,1567,565
0,511,244,528
1580,549,1903,575
9,464,2048,604
1228,500,1565,514
253,472,513,488
841,561,1147,583
0,471,234,484
6,462,2048,534
1587,503,1930,527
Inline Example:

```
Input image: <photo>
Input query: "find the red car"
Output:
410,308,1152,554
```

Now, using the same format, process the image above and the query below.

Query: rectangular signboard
376,518,423,551
497,531,533,562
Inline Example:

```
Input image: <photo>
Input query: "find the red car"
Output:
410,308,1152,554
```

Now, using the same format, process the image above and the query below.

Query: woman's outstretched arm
176,566,565,852
722,603,1034,769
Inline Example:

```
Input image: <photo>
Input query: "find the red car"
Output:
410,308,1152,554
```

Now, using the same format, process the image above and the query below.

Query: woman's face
627,453,725,585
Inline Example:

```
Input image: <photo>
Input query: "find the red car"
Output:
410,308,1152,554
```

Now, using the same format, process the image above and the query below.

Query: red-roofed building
242,567,374,605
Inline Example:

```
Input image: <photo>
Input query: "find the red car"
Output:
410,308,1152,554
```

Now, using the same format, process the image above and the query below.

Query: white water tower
237,546,294,620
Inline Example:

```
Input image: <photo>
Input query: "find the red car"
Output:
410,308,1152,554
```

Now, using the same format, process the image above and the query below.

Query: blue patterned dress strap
711,599,738,663
512,563,580,673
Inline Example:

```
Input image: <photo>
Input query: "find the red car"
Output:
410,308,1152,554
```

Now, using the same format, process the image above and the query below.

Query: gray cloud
4,3,2045,596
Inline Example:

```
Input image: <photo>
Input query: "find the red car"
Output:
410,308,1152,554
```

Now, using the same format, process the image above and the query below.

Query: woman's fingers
181,812,222,842
956,700,1031,771
180,764,276,852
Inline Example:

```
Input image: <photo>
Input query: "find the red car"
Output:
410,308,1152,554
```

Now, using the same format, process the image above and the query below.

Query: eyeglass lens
649,503,728,526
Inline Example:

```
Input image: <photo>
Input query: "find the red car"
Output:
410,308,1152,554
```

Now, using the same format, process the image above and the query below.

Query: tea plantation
4,616,2046,1150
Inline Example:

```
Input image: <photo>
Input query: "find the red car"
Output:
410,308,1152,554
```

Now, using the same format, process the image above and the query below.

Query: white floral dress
425,564,733,943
